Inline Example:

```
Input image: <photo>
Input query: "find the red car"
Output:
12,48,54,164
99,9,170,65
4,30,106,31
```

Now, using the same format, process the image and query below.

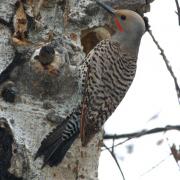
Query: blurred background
99,0,180,179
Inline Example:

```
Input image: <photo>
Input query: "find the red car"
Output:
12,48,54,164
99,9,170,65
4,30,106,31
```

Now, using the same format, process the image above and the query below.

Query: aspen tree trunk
0,0,153,179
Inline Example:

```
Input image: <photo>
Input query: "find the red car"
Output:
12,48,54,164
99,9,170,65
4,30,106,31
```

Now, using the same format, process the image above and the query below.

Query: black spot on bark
0,118,22,180
0,52,24,85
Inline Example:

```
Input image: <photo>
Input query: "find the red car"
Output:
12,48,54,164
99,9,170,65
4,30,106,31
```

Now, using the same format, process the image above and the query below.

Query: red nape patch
114,16,124,32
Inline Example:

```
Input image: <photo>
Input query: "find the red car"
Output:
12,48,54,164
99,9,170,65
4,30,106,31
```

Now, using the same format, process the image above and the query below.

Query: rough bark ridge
0,0,153,179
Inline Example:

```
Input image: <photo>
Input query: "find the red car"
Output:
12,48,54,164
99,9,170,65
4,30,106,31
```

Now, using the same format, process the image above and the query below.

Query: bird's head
112,9,146,37
96,0,146,52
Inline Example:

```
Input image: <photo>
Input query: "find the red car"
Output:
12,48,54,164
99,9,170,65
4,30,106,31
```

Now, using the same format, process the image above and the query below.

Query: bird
35,0,146,167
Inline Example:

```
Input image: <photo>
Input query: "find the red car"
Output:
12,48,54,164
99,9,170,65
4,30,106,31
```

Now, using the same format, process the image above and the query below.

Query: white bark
0,0,153,179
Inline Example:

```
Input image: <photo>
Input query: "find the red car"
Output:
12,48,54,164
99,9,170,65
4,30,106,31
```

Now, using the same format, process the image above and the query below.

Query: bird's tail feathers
35,109,80,167
41,131,79,168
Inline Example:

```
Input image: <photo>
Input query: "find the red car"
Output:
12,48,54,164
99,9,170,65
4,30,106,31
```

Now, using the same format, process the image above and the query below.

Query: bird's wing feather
35,109,80,167
80,39,124,146
35,120,68,159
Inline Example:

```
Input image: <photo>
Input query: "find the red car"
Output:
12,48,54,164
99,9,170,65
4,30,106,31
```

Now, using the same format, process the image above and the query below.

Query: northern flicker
35,1,146,167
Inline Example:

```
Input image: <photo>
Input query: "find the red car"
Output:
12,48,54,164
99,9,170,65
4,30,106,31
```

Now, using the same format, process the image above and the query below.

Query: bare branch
175,0,180,25
140,154,171,177
102,138,131,151
104,125,180,140
103,143,125,180
147,29,180,103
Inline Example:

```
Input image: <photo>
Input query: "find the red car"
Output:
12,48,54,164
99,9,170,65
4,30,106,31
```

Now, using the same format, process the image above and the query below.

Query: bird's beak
96,0,124,32
96,0,116,16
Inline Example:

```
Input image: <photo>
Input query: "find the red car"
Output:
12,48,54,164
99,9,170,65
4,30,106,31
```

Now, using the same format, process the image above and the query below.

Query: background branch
147,28,180,103
175,0,180,25
104,125,180,139
103,142,125,180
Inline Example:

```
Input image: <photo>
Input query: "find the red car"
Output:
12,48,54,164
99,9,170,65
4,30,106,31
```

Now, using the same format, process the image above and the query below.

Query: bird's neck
112,32,141,55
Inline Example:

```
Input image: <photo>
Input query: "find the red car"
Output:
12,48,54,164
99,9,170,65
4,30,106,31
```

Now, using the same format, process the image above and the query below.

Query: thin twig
102,138,131,152
147,29,180,103
140,154,171,177
104,125,180,140
103,143,125,180
175,0,180,25
112,136,115,153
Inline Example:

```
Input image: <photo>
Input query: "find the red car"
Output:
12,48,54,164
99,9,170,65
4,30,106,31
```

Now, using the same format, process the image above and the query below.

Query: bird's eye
121,15,126,20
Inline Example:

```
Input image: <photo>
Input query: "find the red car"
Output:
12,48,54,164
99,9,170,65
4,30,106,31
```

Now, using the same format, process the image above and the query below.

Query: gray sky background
99,0,180,179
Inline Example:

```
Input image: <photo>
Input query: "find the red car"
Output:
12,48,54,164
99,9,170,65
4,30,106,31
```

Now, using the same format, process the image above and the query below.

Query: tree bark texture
0,0,153,179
